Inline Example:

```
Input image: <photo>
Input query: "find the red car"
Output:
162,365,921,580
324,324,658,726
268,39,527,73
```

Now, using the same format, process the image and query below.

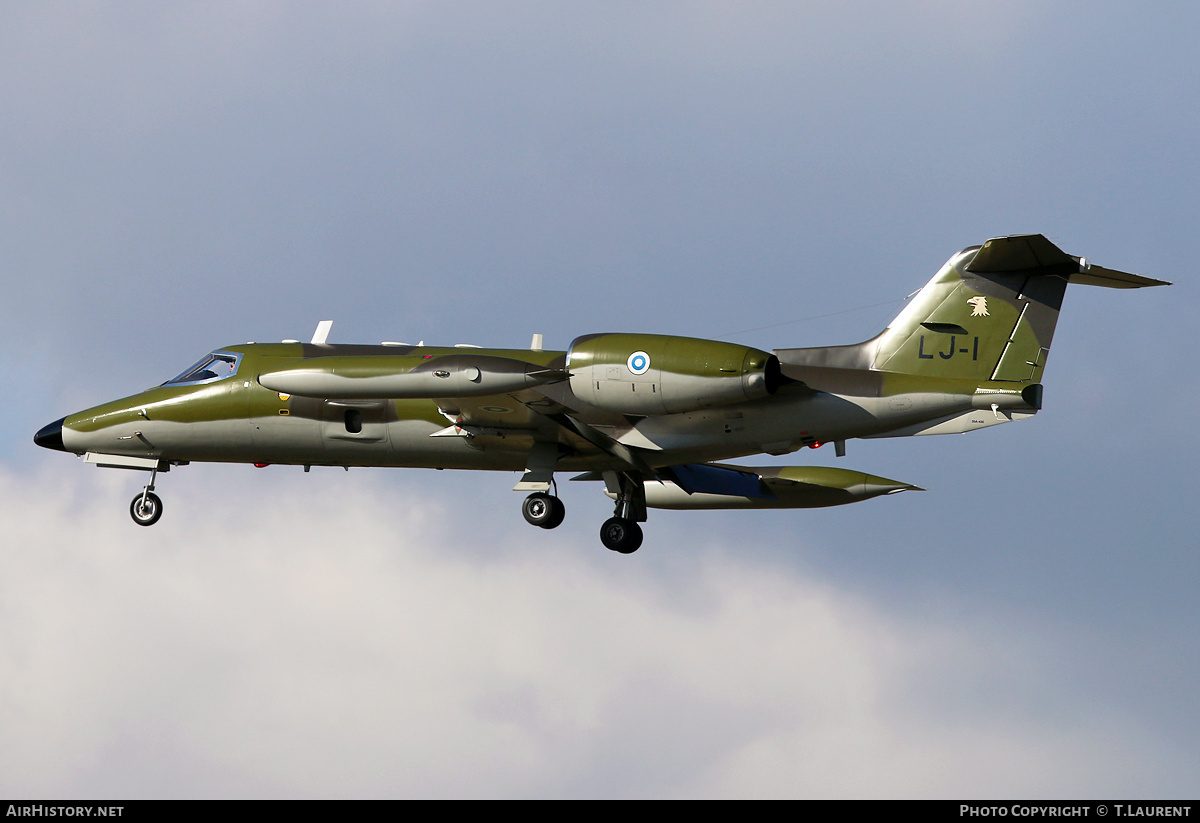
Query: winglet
310,320,333,345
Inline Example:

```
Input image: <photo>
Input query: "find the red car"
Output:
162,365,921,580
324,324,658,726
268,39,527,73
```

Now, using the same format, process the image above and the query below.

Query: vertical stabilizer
777,235,1166,385
871,238,1070,383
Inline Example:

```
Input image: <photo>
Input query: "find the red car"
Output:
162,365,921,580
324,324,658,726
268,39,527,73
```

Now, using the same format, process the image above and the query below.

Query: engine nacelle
567,333,783,415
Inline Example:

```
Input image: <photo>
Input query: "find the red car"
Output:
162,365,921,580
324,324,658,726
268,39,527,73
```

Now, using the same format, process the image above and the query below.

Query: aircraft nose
34,417,67,451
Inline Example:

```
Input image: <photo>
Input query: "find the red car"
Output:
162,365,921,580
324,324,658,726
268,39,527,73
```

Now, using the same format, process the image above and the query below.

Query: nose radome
34,417,66,451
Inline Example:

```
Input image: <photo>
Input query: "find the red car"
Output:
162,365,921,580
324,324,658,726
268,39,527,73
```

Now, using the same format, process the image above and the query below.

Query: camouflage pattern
34,235,1168,545
566,333,781,415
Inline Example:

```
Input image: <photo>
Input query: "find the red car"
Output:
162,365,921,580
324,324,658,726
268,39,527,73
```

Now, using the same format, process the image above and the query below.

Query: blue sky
2,2,1196,797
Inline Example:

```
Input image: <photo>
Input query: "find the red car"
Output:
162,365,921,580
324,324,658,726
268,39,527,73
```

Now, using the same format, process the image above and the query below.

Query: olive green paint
567,333,769,379
38,235,1166,548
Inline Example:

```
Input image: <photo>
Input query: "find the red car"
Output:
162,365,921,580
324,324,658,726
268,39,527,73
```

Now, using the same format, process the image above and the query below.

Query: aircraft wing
435,385,661,474
257,347,661,471
433,386,567,433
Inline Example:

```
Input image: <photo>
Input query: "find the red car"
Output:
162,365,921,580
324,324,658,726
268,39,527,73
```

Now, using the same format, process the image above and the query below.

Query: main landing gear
599,471,646,554
522,491,566,529
518,471,647,553
600,516,642,554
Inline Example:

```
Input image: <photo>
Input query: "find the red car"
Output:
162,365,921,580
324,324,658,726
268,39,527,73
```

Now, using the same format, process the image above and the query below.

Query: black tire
600,517,643,554
542,496,566,529
523,492,565,529
130,492,163,527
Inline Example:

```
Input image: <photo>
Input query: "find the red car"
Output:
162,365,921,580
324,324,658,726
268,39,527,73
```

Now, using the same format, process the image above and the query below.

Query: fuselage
38,340,1033,473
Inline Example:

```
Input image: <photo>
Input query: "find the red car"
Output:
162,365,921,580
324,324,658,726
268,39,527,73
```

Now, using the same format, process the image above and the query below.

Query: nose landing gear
130,463,163,526
130,490,163,526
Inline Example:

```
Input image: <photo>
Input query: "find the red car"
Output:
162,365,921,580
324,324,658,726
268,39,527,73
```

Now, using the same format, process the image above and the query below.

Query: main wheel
600,517,643,554
130,492,163,527
523,492,565,529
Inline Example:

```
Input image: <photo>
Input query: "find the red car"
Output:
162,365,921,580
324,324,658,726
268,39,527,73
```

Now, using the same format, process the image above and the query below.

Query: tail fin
778,234,1167,384
874,235,1073,383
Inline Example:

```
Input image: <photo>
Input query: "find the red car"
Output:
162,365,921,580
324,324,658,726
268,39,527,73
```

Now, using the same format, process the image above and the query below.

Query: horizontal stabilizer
1069,264,1170,289
967,234,1169,287
966,234,1076,274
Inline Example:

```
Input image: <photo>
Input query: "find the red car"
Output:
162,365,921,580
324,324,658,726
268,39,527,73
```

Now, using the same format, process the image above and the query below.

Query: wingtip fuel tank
258,353,569,400
619,465,922,510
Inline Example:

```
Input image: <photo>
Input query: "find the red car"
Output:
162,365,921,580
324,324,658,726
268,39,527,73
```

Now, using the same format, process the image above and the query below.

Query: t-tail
774,234,1169,436
780,234,1166,380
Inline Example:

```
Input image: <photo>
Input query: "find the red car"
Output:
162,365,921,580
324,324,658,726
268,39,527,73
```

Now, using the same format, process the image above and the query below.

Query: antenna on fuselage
310,320,333,345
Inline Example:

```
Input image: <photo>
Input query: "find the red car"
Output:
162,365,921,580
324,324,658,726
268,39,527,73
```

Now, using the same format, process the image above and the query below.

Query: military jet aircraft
34,235,1167,553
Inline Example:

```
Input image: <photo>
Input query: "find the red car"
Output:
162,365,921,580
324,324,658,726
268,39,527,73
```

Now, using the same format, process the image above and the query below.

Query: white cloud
0,464,1187,798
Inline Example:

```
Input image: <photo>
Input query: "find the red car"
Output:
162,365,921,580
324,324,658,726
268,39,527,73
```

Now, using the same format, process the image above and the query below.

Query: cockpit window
165,351,242,386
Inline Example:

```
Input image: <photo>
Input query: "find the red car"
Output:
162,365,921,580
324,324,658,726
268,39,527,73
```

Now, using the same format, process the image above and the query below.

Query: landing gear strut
130,464,163,526
522,491,565,529
516,443,565,530
600,471,646,554
516,467,649,553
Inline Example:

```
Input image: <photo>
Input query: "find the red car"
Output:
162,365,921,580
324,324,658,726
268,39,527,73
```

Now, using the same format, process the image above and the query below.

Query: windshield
165,351,242,386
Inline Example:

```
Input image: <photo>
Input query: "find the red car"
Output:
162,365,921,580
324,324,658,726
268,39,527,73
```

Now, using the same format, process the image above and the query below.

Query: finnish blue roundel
627,350,650,375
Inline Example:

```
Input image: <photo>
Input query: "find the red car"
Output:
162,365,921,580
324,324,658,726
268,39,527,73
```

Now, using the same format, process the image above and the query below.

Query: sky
1,1,1196,799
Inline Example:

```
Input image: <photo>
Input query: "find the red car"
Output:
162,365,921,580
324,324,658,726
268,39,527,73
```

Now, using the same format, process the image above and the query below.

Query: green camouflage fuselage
39,234,1165,539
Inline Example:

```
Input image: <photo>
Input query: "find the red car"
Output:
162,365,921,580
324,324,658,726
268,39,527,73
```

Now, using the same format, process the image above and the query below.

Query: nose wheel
522,492,566,529
129,464,164,526
130,491,163,526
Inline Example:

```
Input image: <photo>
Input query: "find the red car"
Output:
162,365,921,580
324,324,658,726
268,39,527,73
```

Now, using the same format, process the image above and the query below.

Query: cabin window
165,352,242,386
344,409,363,434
